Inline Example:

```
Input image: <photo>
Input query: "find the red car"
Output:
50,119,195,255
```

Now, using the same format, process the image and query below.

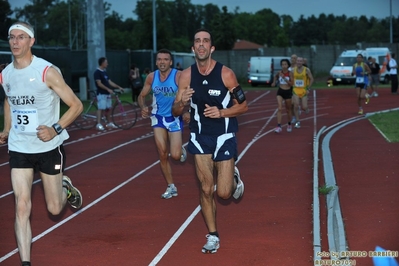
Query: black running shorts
9,145,66,175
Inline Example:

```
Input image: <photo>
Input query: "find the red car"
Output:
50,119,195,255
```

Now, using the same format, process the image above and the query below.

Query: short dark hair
194,28,212,45
281,59,291,67
98,57,107,66
156,49,172,59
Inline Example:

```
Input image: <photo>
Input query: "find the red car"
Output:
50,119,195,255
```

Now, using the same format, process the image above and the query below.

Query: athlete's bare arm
138,72,155,118
172,67,194,117
216,66,248,118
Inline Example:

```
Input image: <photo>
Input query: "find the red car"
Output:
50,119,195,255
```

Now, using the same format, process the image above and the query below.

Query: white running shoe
180,146,187,162
274,126,282,133
96,123,105,131
291,117,297,124
295,121,301,128
233,166,244,200
202,234,220,254
161,185,178,199
106,122,118,129
287,125,292,132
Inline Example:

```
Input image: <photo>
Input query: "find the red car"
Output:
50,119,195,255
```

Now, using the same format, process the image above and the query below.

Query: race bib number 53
12,108,39,134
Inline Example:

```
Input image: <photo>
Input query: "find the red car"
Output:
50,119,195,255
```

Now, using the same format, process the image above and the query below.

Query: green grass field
368,110,399,143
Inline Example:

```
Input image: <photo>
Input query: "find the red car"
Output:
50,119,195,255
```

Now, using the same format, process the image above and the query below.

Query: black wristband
52,123,63,135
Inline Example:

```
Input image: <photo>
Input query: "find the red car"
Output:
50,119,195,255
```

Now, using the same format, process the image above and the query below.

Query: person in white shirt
0,21,83,266
388,53,398,94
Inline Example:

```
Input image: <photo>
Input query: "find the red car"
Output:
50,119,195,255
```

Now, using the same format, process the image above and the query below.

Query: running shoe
202,234,220,254
96,123,105,131
180,146,187,162
233,166,244,200
287,125,292,132
373,92,379,97
295,121,301,128
365,94,370,104
106,122,118,129
358,109,363,115
161,185,178,199
274,126,282,133
62,176,83,209
291,117,297,124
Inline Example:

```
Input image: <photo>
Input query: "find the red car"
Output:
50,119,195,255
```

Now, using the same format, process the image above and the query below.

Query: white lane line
0,160,160,263
0,132,154,199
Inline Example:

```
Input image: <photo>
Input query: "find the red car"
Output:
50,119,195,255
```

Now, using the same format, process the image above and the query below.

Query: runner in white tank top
0,21,84,265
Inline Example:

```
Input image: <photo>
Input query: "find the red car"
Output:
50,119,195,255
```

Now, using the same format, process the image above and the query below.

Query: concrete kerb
313,126,326,261
317,117,363,262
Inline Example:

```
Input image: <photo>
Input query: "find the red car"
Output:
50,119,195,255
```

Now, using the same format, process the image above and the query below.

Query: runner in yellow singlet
289,57,314,128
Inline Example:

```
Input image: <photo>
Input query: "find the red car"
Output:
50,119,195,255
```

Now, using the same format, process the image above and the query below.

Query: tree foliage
1,0,398,50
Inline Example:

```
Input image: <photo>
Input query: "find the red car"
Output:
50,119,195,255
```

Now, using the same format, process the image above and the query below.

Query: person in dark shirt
93,57,124,131
369,57,381,97
172,28,248,254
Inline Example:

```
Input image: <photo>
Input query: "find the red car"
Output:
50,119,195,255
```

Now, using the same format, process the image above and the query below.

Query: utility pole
152,0,156,71
390,0,393,44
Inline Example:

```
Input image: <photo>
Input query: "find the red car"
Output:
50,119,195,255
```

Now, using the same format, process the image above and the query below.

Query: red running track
0,87,397,265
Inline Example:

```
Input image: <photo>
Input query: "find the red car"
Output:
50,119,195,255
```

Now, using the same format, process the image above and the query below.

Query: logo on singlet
9,95,35,105
153,86,176,97
208,89,221,96
202,80,208,85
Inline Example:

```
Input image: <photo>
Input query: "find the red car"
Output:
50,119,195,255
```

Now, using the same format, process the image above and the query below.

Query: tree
210,6,235,50
0,0,13,39
14,0,56,45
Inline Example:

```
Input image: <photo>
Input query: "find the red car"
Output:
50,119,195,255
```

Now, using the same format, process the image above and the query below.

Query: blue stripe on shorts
150,114,183,132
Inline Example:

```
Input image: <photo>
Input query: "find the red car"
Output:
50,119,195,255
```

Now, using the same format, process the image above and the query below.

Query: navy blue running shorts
188,132,237,162
355,83,367,89
9,145,66,175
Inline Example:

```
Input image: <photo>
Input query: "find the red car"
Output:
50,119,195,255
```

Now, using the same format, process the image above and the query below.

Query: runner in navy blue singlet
172,29,248,254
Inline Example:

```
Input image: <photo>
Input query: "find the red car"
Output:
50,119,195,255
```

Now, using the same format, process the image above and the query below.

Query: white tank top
0,56,69,153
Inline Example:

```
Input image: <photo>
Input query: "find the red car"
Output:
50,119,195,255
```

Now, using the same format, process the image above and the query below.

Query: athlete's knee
15,197,32,219
46,199,63,215
217,188,231,199
169,150,181,161
200,183,214,198
158,150,169,161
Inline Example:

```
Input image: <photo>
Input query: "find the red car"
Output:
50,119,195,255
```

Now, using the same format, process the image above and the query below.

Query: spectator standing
142,67,150,81
129,64,142,105
388,53,398,94
369,57,380,97
94,57,124,131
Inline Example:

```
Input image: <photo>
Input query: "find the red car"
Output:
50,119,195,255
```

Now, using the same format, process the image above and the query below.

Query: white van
365,47,391,84
247,56,274,87
330,50,366,85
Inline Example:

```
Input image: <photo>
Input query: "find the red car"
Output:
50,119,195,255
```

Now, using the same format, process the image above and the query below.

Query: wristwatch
52,123,63,135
